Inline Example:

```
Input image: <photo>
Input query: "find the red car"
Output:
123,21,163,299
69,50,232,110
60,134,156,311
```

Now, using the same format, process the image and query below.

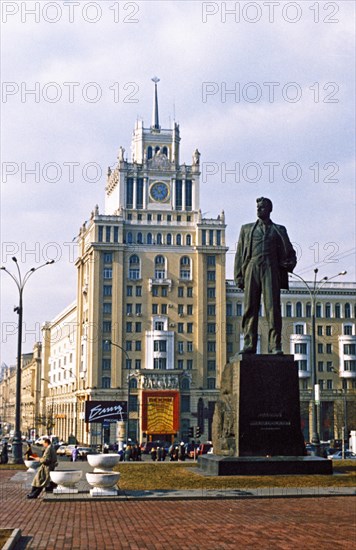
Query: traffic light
188,427,194,438
195,426,201,438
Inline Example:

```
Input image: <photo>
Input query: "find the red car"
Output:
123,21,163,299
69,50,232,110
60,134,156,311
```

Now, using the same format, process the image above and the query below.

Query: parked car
56,445,68,456
64,445,77,457
327,450,356,460
184,442,200,458
77,447,97,459
197,442,213,456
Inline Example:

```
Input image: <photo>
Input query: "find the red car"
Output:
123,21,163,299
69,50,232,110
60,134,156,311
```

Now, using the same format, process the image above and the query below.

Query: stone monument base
198,454,333,476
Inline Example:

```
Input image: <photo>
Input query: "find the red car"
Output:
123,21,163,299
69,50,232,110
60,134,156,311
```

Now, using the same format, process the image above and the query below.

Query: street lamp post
1,257,54,463
105,340,130,442
290,269,347,453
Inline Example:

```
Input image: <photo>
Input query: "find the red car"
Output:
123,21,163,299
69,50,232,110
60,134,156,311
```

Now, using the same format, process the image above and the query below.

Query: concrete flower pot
24,459,41,473
87,454,120,473
86,471,120,496
50,470,83,494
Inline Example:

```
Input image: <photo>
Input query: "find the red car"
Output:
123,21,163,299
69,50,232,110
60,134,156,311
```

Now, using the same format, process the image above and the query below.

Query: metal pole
310,282,320,450
12,290,23,463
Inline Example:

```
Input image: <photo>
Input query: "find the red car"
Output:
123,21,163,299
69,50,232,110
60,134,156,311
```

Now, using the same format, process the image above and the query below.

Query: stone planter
86,472,120,496
50,470,83,494
24,459,41,473
87,454,121,473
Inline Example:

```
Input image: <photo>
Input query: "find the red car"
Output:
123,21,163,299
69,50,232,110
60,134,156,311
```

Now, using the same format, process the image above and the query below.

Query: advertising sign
85,401,127,423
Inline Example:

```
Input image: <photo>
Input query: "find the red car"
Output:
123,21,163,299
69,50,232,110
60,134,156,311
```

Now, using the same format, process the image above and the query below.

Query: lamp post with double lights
290,269,347,453
105,340,131,442
1,257,54,463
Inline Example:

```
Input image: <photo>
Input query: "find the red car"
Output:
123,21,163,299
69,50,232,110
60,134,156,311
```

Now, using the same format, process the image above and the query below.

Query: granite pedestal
207,354,332,475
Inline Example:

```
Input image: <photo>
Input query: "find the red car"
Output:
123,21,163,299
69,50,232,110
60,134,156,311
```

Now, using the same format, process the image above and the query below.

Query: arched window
180,256,191,280
316,303,322,318
167,233,172,245
296,302,302,318
155,146,160,154
137,232,143,244
129,255,140,280
157,233,162,245
155,255,166,279
147,146,153,160
286,303,292,317
162,146,168,157
127,232,133,244
335,303,341,318
129,378,137,389
345,303,351,319
186,234,192,246
306,302,311,318
325,303,331,318
181,378,190,390
176,234,182,246
147,233,152,245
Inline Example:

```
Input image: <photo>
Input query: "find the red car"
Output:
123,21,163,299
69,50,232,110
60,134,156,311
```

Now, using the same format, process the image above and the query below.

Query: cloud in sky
1,0,355,364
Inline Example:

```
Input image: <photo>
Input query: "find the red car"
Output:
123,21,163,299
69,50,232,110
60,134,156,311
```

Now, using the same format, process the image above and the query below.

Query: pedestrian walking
71,445,79,462
27,438,58,499
151,447,157,461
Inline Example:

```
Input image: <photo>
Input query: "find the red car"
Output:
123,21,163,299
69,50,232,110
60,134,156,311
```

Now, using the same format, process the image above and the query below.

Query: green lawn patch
114,460,356,491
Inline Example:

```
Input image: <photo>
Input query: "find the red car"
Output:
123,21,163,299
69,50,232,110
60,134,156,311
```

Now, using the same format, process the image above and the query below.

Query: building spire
151,76,160,130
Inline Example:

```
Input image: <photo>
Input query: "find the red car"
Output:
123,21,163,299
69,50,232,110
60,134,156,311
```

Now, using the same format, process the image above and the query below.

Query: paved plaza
0,468,355,549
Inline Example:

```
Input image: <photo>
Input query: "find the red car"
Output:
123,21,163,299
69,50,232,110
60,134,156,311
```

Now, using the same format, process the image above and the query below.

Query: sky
1,0,355,366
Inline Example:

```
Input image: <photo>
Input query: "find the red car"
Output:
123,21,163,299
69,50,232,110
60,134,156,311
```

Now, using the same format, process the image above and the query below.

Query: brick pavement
0,470,355,549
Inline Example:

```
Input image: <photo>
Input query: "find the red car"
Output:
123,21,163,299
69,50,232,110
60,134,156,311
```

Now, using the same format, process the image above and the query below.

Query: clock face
150,181,170,203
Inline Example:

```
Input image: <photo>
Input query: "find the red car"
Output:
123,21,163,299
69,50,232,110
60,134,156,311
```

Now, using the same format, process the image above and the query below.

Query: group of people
150,442,186,462
120,443,142,462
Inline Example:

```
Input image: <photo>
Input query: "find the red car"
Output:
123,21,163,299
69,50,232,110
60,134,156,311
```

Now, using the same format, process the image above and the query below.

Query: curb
43,491,356,502
2,529,21,550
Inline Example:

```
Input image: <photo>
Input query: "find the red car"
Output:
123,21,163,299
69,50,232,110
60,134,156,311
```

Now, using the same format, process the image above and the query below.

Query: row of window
226,302,355,319
128,254,192,280
285,301,354,319
126,213,191,223
294,324,354,336
124,232,193,246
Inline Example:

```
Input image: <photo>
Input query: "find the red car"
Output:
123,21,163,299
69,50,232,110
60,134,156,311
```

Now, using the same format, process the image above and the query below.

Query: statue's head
256,197,273,220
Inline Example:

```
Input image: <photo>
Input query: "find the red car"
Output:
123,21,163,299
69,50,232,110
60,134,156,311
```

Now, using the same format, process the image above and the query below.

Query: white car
327,450,356,460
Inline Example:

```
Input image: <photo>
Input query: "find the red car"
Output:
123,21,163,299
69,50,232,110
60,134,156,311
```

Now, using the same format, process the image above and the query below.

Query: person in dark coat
27,438,58,499
150,447,157,461
234,197,297,354
24,443,34,461
1,441,9,464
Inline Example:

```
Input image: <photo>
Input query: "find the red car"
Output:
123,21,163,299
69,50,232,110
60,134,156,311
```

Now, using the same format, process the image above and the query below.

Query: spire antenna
151,76,160,130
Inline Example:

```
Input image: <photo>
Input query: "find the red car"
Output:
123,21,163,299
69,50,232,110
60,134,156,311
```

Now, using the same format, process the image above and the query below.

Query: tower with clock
71,78,227,445
105,77,200,216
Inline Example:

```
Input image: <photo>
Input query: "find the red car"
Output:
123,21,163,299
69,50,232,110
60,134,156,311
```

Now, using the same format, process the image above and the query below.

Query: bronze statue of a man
234,197,297,354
